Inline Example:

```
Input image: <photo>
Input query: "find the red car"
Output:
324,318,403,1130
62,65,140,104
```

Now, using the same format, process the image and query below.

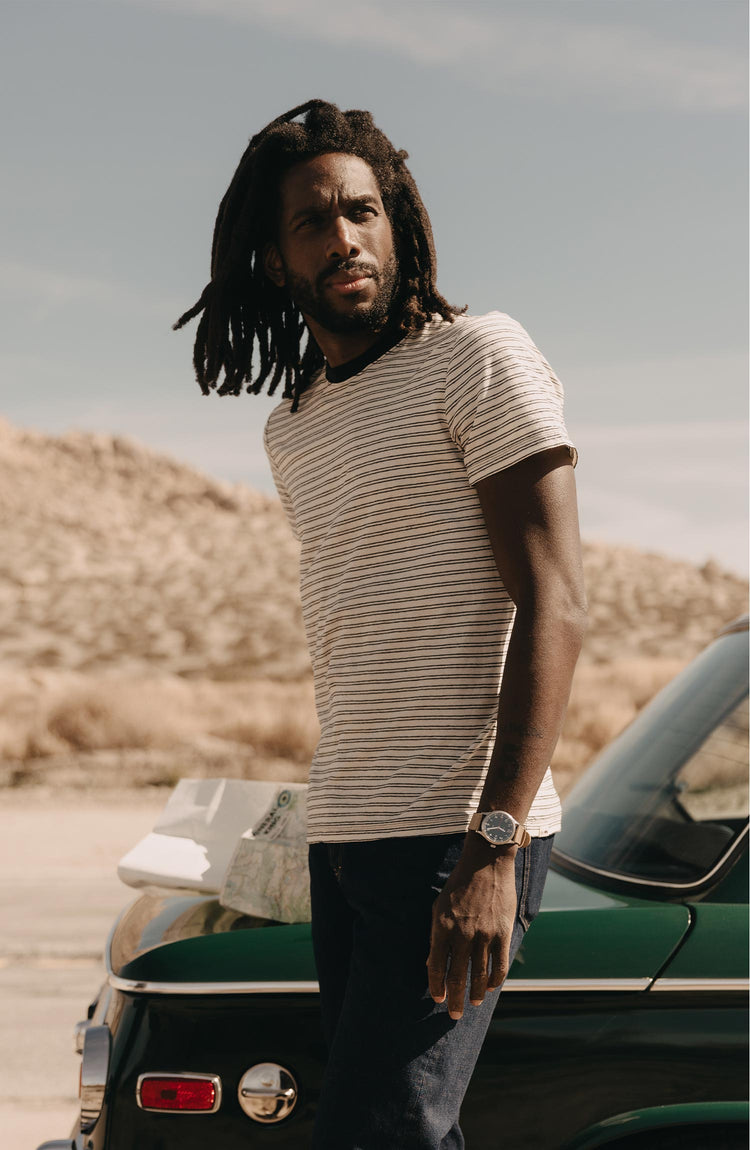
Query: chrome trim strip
109,975,321,995
103,917,118,979
109,974,650,995
553,820,749,894
136,1070,222,1114
503,977,651,992
649,977,750,993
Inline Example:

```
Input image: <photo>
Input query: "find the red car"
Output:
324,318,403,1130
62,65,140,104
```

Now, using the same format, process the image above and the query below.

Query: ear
263,243,286,288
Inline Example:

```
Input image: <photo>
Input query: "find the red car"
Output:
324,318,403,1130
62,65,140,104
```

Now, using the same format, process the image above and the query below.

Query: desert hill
1,418,746,792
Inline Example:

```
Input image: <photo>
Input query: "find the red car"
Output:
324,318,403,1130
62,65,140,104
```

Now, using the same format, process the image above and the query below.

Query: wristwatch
468,810,531,848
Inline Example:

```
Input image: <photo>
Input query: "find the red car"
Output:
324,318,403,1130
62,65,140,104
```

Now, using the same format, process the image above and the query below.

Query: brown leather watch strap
469,811,531,847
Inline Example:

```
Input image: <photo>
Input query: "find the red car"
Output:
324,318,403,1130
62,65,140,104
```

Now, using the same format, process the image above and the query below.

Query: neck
304,315,387,368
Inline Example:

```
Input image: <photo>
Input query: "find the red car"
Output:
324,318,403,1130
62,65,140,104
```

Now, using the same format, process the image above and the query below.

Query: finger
487,938,510,991
446,957,470,1020
469,945,490,1006
426,937,450,1003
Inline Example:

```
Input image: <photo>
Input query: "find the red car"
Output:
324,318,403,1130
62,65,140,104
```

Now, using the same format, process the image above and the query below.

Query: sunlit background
2,0,747,571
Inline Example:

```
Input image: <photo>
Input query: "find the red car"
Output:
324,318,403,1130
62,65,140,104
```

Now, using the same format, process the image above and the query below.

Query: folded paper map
220,785,311,923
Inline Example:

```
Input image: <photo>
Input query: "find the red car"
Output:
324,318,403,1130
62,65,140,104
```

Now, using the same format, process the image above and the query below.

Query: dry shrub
0,716,66,761
1,658,698,797
0,674,70,759
46,679,202,751
0,671,320,766
203,679,318,762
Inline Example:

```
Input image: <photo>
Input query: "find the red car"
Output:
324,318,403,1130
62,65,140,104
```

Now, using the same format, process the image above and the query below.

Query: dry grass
0,658,696,795
0,671,318,768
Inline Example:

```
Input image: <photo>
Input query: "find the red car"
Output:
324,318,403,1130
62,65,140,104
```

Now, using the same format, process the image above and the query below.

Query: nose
325,215,361,262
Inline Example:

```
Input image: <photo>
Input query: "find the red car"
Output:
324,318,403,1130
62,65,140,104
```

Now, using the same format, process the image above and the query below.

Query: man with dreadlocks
176,99,587,1149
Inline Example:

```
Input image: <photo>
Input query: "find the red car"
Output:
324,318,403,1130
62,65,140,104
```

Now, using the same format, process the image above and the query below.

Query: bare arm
426,445,587,1018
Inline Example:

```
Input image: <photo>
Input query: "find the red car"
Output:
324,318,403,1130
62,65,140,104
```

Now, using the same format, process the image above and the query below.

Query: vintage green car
39,618,749,1150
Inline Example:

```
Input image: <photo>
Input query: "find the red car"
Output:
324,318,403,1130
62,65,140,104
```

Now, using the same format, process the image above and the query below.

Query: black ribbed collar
325,328,404,383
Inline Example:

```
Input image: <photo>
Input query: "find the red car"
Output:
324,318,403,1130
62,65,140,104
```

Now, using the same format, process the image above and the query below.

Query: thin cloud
574,420,748,487
577,481,747,574
0,260,181,321
0,262,120,308
129,0,746,111
574,419,748,573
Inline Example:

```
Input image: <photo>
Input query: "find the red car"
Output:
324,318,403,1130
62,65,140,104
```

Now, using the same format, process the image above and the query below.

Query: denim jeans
309,832,554,1150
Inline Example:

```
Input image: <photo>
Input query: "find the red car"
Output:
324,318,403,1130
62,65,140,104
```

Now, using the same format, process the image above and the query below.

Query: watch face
481,811,516,844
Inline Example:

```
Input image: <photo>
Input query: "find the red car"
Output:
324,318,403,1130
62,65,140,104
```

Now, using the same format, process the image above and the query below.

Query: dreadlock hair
174,99,463,412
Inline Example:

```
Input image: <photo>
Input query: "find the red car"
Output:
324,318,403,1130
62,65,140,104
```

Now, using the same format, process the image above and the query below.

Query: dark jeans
309,832,554,1150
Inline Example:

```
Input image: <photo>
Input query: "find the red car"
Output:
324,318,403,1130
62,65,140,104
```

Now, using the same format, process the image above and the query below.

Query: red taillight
138,1076,219,1112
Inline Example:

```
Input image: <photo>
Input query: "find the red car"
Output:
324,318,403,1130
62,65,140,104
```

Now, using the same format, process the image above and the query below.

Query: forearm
478,596,587,824
427,598,585,1016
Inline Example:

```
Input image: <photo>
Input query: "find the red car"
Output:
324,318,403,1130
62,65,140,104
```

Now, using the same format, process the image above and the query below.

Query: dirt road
0,789,167,1149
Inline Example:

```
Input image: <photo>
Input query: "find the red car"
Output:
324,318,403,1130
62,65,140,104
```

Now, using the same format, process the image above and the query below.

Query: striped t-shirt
264,311,576,843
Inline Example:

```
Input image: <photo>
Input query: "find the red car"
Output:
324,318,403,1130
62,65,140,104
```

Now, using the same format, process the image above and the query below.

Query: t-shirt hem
307,818,562,845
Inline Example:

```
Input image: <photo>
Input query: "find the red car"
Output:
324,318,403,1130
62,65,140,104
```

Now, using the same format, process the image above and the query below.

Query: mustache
318,261,380,289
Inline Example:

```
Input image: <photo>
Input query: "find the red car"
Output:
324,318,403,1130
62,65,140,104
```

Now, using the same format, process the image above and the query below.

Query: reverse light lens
138,1075,220,1113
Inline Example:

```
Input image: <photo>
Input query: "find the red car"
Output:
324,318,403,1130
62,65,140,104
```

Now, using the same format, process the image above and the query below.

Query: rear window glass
554,628,748,888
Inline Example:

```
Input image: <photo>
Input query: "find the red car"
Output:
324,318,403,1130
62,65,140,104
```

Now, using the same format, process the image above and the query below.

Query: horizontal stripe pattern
265,312,575,843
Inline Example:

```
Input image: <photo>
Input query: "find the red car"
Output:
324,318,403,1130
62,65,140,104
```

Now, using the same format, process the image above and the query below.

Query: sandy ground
0,789,167,1149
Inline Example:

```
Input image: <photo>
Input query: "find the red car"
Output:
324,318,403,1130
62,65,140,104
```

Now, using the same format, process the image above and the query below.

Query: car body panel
111,904,692,988
109,875,691,989
701,840,748,904
462,994,747,1149
83,978,748,1150
560,1101,750,1149
657,902,749,980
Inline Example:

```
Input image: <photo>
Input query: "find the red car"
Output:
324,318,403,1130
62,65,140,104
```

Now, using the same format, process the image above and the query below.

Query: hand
426,842,518,1020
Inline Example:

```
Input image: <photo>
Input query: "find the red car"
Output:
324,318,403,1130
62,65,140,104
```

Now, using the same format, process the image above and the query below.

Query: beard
282,254,400,335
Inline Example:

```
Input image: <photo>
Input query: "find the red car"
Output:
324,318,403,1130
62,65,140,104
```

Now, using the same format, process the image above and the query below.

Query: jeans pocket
517,834,555,932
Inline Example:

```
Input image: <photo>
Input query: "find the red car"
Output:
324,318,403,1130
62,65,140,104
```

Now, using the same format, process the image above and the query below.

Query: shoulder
449,311,534,357
264,397,292,433
448,313,560,389
263,395,295,452
401,311,529,372
264,369,326,444
444,310,564,415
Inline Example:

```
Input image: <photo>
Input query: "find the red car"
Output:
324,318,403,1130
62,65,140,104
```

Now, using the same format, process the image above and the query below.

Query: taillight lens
137,1074,221,1113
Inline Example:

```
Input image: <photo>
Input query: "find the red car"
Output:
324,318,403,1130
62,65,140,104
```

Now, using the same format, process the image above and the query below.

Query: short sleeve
263,416,299,541
443,312,577,486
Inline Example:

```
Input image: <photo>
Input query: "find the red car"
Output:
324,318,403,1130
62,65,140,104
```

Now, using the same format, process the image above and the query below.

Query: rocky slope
1,418,746,790
2,417,745,677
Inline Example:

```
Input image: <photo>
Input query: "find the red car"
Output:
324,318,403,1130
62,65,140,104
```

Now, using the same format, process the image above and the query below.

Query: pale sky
2,0,747,572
